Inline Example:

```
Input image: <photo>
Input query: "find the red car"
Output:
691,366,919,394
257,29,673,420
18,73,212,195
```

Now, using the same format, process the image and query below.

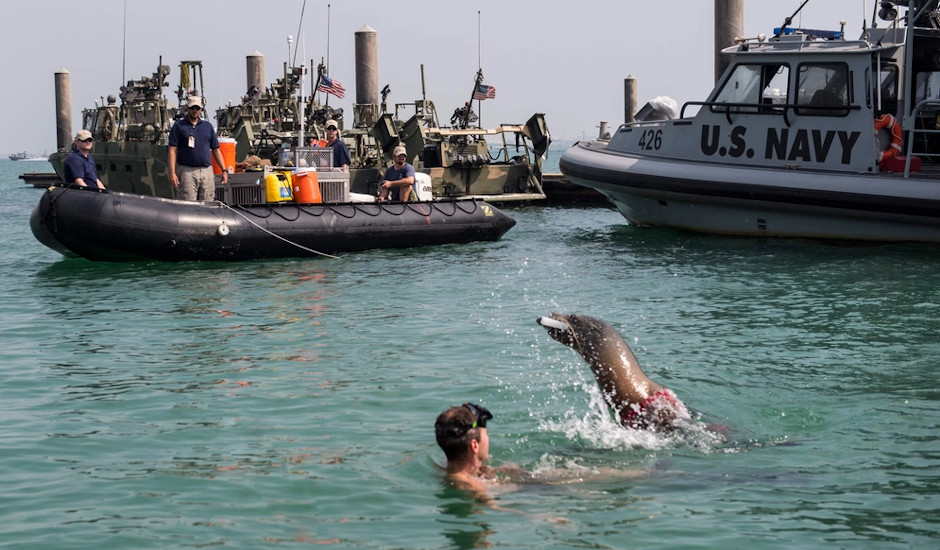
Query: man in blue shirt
63,129,105,189
168,96,228,200
324,119,351,170
377,145,416,202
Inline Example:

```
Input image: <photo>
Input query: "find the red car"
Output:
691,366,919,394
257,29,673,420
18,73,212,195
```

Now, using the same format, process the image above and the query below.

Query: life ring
874,114,902,164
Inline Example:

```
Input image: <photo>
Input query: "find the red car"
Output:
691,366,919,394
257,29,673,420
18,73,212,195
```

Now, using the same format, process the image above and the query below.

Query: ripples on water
1,165,938,548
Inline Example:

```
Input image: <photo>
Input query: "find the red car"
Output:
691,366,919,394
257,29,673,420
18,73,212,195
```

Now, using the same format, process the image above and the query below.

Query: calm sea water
1,158,938,549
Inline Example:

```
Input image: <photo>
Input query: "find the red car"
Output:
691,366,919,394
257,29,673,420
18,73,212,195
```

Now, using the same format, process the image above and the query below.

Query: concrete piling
55,68,72,150
355,25,379,107
714,0,744,83
246,51,265,97
624,75,637,124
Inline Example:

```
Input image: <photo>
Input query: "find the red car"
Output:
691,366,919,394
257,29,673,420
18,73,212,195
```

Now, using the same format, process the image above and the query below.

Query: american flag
472,84,496,101
317,75,346,99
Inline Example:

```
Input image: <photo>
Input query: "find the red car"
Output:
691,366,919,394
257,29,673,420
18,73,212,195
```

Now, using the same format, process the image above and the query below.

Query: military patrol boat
371,76,550,200
216,35,550,201
47,58,199,198
560,0,940,242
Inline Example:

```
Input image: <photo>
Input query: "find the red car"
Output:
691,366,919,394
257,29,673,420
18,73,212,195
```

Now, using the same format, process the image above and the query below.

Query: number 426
638,129,662,150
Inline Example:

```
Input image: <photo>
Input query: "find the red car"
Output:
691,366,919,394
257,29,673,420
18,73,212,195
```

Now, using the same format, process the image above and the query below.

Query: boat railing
905,99,940,176
680,100,860,126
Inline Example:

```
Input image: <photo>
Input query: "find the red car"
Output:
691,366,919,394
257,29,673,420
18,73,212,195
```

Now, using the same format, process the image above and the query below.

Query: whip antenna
292,0,307,66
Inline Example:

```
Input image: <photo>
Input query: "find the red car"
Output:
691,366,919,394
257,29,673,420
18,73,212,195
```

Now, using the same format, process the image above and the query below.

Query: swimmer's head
435,403,492,461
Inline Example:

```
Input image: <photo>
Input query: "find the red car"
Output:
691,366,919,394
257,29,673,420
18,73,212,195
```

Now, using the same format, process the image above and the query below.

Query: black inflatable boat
30,186,516,262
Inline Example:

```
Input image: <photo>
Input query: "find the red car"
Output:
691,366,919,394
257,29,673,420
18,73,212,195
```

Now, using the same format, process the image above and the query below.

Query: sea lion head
540,312,615,364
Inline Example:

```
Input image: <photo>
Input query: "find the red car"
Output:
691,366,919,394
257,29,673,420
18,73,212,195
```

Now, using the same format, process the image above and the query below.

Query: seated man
377,145,415,202
63,129,105,189
323,119,351,171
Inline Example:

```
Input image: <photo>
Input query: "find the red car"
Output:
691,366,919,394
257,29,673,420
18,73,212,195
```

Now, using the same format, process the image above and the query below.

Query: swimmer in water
434,403,503,498
434,402,648,504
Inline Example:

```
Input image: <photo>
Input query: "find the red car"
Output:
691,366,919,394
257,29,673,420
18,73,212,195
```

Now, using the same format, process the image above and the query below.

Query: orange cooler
212,138,236,174
293,170,322,203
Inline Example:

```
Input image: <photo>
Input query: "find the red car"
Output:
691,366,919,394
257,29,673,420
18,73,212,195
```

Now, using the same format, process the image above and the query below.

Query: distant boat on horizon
8,152,47,161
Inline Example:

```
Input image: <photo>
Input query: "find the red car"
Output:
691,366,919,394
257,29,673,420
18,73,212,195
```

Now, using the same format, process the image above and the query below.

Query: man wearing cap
323,119,351,171
376,145,416,202
63,129,105,189
168,96,228,201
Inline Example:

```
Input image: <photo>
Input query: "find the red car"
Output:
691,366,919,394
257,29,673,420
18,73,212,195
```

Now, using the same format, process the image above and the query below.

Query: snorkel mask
463,402,493,429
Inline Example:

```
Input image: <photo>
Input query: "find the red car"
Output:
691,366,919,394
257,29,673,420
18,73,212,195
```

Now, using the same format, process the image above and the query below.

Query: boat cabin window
82,110,98,134
877,64,899,113
712,63,789,113
795,63,851,116
914,71,940,115
913,71,940,154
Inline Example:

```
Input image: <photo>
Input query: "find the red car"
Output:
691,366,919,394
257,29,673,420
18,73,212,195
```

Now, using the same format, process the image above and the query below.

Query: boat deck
19,172,60,188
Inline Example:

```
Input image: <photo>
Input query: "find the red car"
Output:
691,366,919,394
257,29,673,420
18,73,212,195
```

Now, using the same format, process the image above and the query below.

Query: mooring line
220,203,339,259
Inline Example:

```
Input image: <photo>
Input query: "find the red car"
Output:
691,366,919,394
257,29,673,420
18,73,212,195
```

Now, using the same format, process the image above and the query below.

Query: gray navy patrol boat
560,0,940,242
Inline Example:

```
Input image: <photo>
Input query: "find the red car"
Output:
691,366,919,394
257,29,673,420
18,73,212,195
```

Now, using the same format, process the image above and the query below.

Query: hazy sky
2,0,872,155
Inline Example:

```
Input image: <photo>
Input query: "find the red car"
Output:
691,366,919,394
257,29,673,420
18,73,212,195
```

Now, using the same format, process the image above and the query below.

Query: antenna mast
122,0,127,85
292,0,307,66
327,4,332,75
477,10,482,70
477,11,483,128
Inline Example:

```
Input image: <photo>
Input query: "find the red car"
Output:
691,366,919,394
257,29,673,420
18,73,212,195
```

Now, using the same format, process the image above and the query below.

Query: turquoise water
2,159,938,549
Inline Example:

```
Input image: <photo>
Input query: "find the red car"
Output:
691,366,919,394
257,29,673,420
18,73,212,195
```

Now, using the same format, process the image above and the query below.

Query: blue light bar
774,27,844,40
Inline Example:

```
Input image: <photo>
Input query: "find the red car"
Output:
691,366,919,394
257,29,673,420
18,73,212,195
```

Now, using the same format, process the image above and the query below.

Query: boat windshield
712,63,789,113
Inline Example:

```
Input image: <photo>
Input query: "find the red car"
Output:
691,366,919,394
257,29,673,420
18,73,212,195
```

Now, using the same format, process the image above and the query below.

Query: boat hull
30,187,516,262
560,140,940,242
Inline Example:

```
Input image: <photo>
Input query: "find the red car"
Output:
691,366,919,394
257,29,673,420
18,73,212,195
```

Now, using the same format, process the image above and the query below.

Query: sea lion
538,313,691,431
